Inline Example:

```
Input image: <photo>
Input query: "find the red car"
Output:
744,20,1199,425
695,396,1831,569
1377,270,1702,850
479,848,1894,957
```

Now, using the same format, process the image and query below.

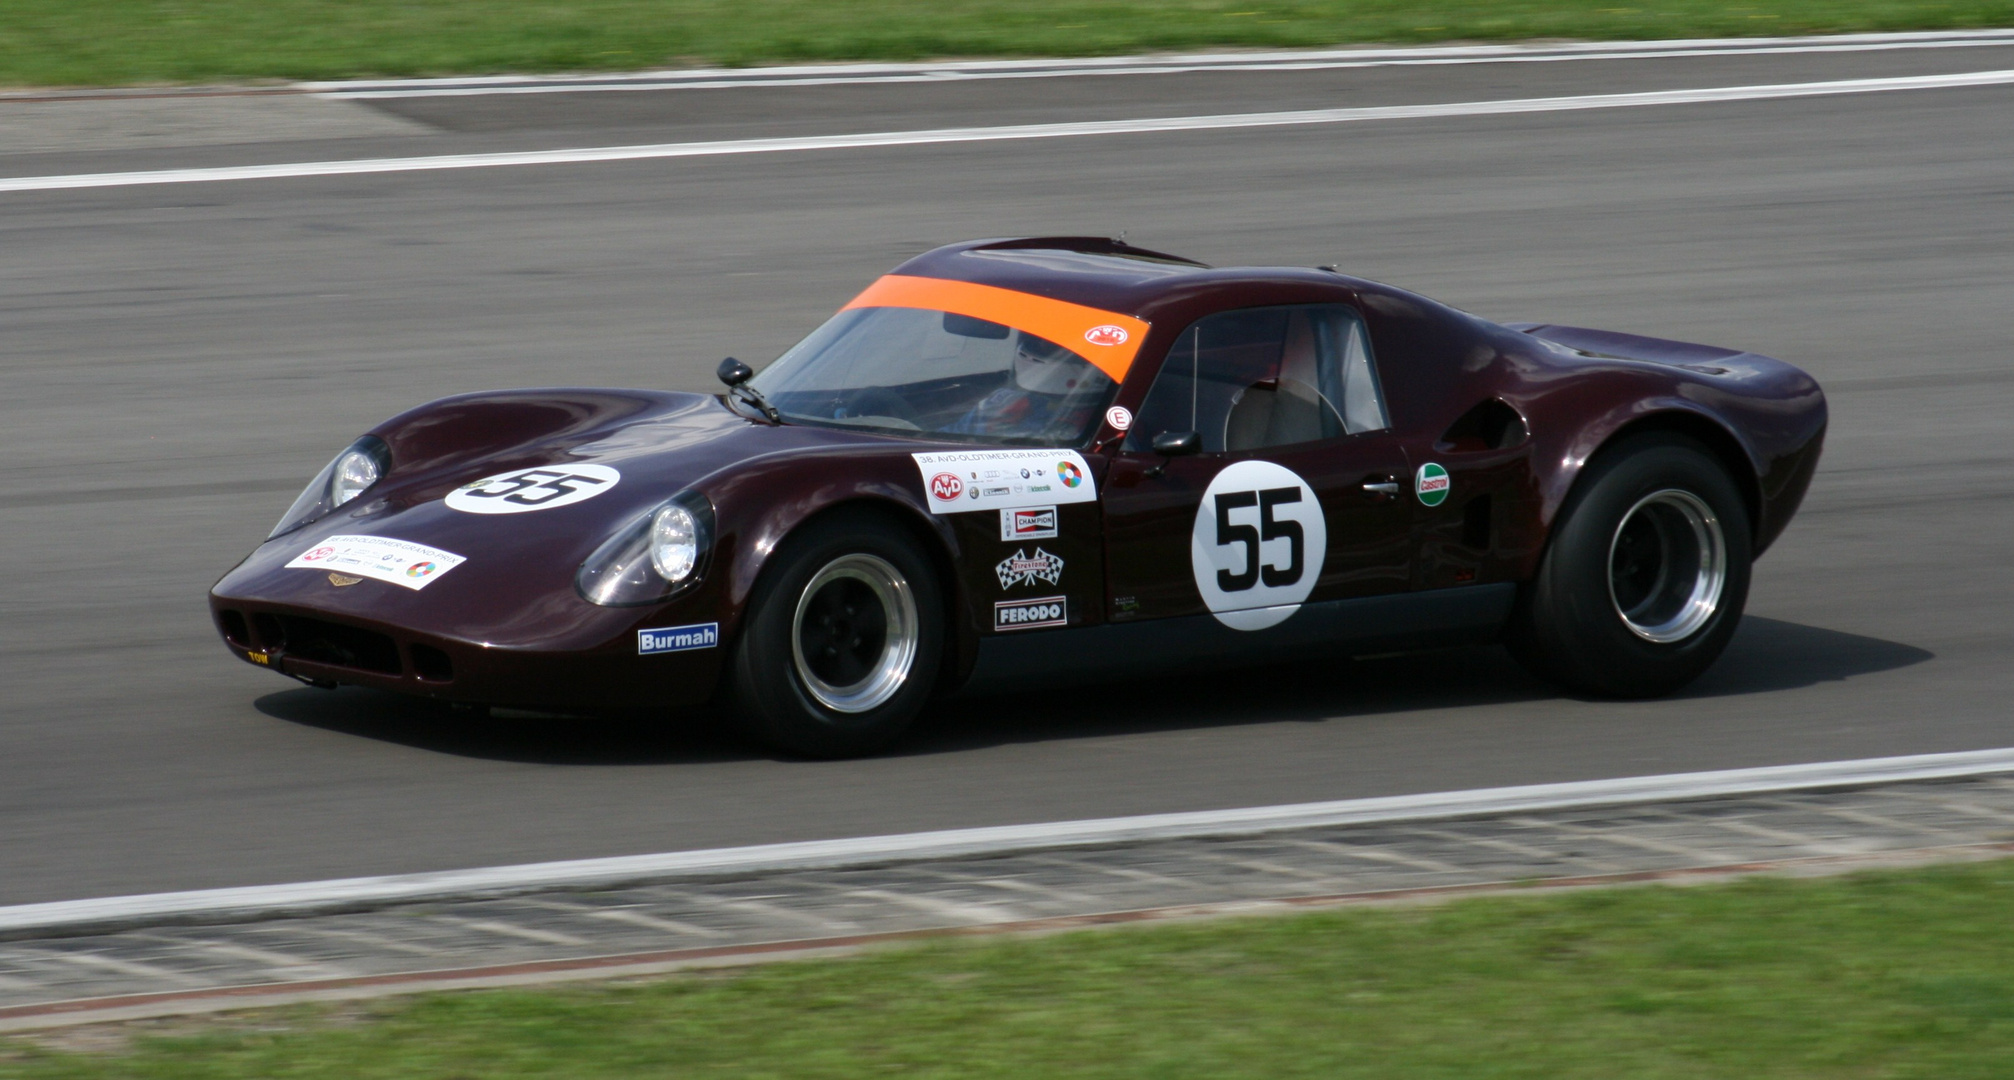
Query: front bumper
208,596,724,712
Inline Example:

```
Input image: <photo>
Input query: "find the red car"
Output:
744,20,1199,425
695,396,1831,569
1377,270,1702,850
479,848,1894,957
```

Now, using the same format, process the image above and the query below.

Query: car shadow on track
894,616,1936,757
255,616,1930,764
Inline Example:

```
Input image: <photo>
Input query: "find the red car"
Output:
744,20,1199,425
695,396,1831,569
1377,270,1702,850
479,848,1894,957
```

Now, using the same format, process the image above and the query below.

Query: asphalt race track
2,40,2011,906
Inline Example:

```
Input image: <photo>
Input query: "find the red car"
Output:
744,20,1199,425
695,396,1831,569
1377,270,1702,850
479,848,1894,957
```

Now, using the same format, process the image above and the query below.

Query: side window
1126,304,1389,453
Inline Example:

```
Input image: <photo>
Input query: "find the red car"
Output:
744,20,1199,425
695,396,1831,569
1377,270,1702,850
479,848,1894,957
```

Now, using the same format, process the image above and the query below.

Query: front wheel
1508,433,1752,697
727,512,945,757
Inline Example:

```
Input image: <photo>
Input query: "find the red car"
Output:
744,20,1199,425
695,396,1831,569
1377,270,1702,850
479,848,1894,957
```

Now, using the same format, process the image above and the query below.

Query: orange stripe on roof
842,274,1149,383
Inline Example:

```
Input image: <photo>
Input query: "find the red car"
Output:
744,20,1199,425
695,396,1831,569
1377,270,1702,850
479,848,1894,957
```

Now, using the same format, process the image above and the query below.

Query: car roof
889,237,1371,320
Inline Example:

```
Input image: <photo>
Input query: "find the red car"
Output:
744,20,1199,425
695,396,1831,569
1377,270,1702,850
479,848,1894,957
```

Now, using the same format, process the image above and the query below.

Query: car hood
219,389,927,645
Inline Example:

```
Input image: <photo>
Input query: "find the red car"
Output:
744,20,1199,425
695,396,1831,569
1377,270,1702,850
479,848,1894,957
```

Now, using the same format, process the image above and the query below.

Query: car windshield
750,301,1126,446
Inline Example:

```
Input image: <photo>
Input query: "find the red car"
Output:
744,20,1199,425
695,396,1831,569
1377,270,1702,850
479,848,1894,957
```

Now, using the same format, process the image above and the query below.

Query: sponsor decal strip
284,535,465,591
11,70,2014,194
6,748,2014,936
913,449,1096,514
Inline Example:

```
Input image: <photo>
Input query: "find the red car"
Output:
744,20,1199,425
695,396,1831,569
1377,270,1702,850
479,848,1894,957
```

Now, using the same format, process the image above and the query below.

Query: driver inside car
947,330,1100,439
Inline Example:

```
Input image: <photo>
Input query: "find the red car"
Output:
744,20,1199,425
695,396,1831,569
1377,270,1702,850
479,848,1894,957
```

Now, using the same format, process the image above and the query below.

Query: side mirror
1151,430,1201,457
717,357,754,387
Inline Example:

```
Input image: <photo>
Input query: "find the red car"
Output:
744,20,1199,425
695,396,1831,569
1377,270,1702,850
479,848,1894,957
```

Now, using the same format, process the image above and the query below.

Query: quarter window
1126,304,1388,453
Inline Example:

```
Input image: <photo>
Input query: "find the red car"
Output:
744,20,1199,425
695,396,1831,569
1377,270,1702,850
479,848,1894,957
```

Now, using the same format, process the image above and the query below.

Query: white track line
305,30,2014,98
5,68,2012,196
3,747,2012,936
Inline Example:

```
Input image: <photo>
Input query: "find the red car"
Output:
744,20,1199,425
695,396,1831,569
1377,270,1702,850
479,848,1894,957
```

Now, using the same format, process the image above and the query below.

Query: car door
1102,303,1414,629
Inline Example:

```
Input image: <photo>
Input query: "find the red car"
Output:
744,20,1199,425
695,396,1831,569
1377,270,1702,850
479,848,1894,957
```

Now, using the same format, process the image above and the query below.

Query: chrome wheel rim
1607,489,1727,644
790,554,918,714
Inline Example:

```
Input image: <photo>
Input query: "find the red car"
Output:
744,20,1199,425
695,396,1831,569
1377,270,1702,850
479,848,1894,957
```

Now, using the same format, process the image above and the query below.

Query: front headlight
577,491,716,607
269,435,391,540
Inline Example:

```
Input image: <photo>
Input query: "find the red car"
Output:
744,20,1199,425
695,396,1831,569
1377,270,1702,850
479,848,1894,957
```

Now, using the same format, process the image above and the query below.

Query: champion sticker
996,548,1064,589
912,449,1097,514
1190,460,1327,631
995,596,1067,631
1001,506,1058,541
1416,462,1451,507
1105,405,1133,432
1084,324,1130,347
446,464,621,515
286,535,466,592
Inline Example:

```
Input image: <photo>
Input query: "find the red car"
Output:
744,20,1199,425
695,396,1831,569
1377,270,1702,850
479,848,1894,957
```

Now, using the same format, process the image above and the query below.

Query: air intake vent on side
1436,399,1528,452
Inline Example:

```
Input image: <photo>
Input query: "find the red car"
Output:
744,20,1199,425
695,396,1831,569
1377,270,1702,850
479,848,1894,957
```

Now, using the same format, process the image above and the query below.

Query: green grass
6,859,2014,1077
2,1,2013,88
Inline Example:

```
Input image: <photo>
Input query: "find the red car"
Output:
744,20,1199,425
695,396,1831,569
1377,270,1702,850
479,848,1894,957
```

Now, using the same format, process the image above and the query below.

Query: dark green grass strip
5,859,2014,1077
4,2,2014,88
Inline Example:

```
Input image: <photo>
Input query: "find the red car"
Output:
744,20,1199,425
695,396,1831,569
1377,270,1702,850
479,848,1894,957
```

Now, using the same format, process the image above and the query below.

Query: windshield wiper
717,357,783,424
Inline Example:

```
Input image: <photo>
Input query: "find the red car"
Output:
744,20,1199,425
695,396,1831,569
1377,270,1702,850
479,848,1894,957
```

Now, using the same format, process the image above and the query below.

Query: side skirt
959,584,1515,695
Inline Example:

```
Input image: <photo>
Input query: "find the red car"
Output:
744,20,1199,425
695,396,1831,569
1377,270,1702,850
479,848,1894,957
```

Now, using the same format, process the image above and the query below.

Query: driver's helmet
1010,332,1085,395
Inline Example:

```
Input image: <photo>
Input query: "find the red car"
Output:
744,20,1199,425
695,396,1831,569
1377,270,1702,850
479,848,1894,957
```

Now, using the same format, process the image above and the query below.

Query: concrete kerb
4,747,2014,941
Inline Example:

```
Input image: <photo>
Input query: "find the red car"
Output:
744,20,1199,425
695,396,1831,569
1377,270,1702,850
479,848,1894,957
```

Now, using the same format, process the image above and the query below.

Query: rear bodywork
210,237,1825,711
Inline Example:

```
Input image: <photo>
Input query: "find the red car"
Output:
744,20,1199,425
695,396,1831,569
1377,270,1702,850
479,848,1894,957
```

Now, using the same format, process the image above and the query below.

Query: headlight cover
577,491,716,607
269,435,391,540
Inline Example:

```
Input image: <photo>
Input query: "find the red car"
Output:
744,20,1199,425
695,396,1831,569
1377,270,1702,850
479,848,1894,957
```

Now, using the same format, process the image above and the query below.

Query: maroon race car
211,237,1827,756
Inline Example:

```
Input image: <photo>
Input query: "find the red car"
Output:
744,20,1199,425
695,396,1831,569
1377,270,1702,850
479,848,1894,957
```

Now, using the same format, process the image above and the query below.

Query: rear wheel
1508,433,1752,697
727,512,944,757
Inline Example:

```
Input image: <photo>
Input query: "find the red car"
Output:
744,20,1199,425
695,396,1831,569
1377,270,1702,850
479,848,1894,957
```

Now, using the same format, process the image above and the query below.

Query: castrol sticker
912,449,1096,514
1190,460,1327,631
1416,462,1451,507
1084,324,1130,347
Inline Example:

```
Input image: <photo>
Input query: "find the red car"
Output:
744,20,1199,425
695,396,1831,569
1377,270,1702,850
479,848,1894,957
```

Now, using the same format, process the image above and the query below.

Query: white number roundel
1190,460,1326,631
445,464,622,514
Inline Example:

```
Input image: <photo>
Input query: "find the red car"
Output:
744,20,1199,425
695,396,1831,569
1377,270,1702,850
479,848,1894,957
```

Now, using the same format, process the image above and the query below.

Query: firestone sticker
286,535,467,592
912,449,1096,514
1001,506,1058,541
996,548,1064,590
1416,462,1451,507
446,464,621,515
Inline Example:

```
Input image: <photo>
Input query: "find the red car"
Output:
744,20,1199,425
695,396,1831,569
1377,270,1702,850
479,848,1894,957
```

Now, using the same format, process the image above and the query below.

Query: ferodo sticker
286,535,466,591
446,464,621,514
1190,460,1327,631
912,449,1096,514
1416,462,1450,507
996,596,1067,631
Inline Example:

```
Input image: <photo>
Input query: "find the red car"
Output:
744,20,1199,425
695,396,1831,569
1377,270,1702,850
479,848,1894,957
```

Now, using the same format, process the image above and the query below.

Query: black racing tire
727,510,946,758
1507,432,1752,698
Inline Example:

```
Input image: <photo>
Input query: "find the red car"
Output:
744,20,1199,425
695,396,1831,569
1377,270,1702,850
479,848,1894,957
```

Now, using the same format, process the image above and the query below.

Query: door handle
1361,479,1400,498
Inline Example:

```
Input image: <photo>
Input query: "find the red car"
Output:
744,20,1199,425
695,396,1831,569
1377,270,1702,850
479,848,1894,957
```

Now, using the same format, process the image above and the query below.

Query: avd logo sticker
930,473,964,502
1416,462,1451,507
1084,324,1129,347
1190,460,1327,631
